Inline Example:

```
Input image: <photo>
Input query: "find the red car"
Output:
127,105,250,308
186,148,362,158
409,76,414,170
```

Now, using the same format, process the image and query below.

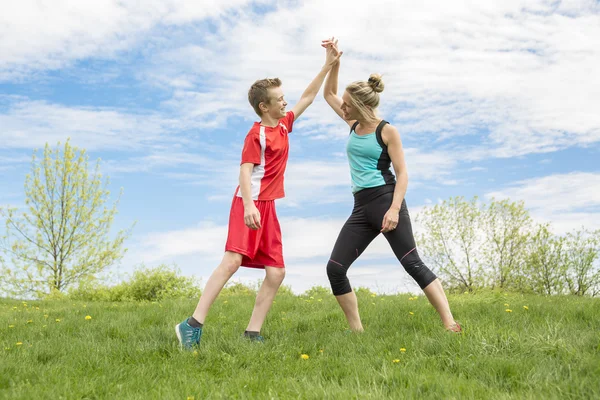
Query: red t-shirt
236,111,294,201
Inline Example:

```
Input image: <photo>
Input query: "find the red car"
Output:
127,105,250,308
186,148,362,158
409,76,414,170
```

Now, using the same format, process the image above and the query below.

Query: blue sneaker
175,319,202,350
242,333,265,343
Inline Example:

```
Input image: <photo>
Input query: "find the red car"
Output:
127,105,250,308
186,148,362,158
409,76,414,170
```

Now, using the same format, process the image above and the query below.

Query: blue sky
1,0,599,293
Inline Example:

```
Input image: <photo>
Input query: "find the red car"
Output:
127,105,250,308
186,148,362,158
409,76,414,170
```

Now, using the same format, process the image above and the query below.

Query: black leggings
326,187,437,296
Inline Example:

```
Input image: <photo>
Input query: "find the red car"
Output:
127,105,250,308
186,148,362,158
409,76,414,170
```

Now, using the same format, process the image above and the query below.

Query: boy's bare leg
192,251,243,324
245,266,286,332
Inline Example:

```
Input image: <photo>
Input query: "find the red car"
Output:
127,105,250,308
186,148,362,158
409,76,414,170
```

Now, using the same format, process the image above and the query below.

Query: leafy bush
355,287,377,297
68,281,117,302
221,281,256,296
122,264,200,301
67,264,200,301
276,284,295,297
302,286,331,298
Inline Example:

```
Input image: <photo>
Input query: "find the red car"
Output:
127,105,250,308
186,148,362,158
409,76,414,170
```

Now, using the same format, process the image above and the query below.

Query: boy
175,42,342,349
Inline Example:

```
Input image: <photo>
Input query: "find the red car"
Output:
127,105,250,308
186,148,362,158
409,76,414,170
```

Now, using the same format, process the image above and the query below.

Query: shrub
355,287,377,297
302,286,331,298
66,264,200,301
221,281,256,296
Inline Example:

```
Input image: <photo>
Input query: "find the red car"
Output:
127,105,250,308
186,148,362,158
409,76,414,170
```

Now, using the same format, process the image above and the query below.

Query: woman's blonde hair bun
367,73,384,93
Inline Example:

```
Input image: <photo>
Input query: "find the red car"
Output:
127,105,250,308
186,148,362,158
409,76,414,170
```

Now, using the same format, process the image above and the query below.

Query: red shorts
224,196,285,269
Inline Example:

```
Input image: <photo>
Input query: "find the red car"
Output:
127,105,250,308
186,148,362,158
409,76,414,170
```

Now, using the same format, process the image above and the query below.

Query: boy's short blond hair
248,78,282,116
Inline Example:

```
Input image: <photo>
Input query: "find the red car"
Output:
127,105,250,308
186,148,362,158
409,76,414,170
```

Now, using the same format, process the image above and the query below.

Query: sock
187,317,203,329
244,330,260,338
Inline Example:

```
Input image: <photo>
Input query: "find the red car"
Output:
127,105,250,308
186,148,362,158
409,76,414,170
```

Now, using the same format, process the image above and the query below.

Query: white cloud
486,172,600,233
0,154,30,164
102,152,218,175
144,0,600,159
135,221,228,263
5,1,598,160
486,172,600,212
0,100,179,150
0,0,258,80
0,154,31,173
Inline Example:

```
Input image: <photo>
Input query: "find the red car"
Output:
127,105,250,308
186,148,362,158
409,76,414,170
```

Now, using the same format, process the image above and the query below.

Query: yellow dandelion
13,306,17,310
44,314,48,318
523,305,529,310
400,348,406,352
505,309,512,313
9,325,15,328
27,320,32,324
409,297,415,301
193,350,199,356
223,301,228,304
463,291,469,294
187,397,195,400
504,303,509,307
392,359,400,363
319,349,324,353
36,307,40,310
16,342,23,346
300,354,309,360
409,312,414,315
85,315,92,321
55,319,61,322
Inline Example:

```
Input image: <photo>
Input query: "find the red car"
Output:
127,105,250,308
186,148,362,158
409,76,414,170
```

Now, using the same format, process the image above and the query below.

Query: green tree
481,199,531,289
417,196,484,292
524,224,567,295
563,229,600,296
0,140,133,297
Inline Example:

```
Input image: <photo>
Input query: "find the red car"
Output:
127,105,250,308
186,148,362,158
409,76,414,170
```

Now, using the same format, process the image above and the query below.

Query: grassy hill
2,290,599,399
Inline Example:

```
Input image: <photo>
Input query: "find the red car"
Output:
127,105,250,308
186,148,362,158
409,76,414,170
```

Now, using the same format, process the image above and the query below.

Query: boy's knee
267,267,286,284
222,252,242,275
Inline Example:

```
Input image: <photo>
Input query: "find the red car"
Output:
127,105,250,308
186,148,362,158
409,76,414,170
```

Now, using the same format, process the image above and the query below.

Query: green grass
2,291,599,399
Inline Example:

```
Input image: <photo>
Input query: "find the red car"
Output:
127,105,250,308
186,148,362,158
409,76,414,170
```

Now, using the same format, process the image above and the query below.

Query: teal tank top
346,120,396,194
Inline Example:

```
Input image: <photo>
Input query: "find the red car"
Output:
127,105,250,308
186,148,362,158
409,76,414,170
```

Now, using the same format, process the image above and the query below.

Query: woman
322,38,461,332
